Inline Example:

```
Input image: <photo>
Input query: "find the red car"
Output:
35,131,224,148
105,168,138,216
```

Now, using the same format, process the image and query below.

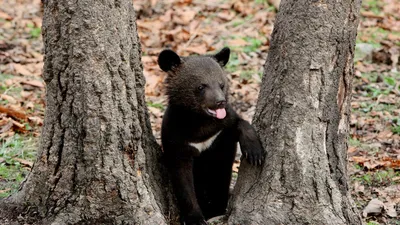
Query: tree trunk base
0,1,179,224
227,1,362,224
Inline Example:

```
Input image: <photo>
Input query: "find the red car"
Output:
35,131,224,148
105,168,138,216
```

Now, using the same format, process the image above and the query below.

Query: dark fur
158,48,264,225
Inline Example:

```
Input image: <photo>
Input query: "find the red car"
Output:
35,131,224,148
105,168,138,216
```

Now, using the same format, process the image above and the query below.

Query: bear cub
158,47,264,225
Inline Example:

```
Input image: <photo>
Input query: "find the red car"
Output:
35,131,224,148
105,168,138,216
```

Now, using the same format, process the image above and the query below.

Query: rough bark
0,0,176,224
228,0,362,224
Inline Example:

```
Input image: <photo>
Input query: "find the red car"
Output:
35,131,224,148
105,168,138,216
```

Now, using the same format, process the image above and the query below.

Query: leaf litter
0,0,400,223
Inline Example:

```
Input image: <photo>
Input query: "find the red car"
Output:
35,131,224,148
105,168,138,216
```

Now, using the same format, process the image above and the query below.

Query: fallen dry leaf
21,80,44,88
185,44,207,55
382,158,400,169
362,198,384,217
0,120,13,133
0,189,11,194
0,11,13,20
148,106,162,117
348,146,357,153
350,156,369,164
0,94,17,104
353,181,365,193
20,90,33,99
25,101,34,109
232,162,239,173
12,119,24,128
13,158,33,167
385,202,397,218
217,11,235,21
181,10,196,23
0,105,27,121
268,0,281,9
377,129,393,140
28,116,43,126
361,11,384,19
13,63,32,76
227,38,248,47
363,160,388,170
378,95,397,104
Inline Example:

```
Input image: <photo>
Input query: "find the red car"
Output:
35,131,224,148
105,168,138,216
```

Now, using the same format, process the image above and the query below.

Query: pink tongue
215,108,226,119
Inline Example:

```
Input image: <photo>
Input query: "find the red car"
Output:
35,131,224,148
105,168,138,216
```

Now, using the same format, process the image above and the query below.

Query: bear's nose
216,100,226,108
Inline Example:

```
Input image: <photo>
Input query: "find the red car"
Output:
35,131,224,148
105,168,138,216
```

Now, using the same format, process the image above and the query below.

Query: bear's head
158,47,230,119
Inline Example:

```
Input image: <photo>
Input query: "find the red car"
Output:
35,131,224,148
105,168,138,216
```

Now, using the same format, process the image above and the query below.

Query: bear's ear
158,49,181,72
213,47,230,67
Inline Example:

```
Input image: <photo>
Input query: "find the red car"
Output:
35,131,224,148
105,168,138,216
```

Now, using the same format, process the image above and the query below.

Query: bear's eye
220,83,225,89
198,85,206,91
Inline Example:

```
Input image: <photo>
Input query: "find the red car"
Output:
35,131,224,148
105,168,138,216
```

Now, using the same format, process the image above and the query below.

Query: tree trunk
0,0,176,224
228,0,362,224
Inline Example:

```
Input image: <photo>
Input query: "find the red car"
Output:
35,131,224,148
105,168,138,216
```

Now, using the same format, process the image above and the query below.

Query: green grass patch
239,70,254,80
383,77,396,87
224,35,266,54
372,103,397,113
349,137,362,147
255,0,267,4
353,163,363,171
366,221,380,225
392,125,400,135
365,85,391,98
226,51,240,73
349,137,380,154
254,0,276,11
0,73,13,82
232,20,245,27
0,135,38,198
225,51,262,81
243,37,264,53
0,85,23,98
354,173,373,185
27,23,41,39
231,15,253,28
360,72,379,82
0,73,24,98
357,28,400,47
147,101,165,110
362,0,384,15
352,169,400,187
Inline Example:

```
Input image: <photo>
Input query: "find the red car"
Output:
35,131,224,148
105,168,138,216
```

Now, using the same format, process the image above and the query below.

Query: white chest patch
189,131,221,153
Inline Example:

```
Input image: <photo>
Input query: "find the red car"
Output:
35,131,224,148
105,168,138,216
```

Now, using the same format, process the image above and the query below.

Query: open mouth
206,108,226,119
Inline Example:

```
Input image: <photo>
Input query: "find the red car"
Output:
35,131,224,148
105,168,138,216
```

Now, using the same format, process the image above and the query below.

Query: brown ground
0,0,399,223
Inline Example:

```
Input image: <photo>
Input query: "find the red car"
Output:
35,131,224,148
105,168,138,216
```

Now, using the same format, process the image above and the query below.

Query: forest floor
0,0,399,224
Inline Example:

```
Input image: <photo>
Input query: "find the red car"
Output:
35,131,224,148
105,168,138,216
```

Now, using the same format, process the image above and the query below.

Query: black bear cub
158,47,264,225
